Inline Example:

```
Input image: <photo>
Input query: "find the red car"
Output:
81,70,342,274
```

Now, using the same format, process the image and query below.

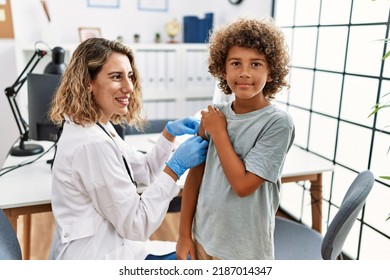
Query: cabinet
15,43,215,120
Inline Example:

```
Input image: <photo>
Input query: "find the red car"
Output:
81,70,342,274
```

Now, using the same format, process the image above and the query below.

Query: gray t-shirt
193,101,295,259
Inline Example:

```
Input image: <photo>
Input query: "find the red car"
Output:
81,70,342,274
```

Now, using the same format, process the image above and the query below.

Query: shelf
15,43,215,120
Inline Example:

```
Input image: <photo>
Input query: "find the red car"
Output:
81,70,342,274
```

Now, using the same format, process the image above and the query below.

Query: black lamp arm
5,90,27,142
4,49,47,144
6,49,47,98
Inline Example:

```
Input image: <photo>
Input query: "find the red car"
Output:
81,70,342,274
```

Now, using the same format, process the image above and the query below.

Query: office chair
0,209,23,260
274,170,374,260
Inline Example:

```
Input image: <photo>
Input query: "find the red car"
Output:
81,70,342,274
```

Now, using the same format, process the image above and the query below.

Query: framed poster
87,0,120,8
78,27,101,42
138,0,168,12
0,0,14,38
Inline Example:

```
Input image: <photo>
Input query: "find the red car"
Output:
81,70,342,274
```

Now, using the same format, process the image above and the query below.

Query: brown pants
195,239,221,260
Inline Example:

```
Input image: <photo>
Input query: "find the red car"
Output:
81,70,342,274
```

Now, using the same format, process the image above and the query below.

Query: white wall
0,39,18,165
11,0,272,44
0,0,272,166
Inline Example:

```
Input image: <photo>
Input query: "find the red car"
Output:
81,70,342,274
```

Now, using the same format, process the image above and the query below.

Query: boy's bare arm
179,123,207,239
178,163,204,238
176,124,206,260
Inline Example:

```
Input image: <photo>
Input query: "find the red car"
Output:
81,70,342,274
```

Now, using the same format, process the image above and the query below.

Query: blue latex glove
166,117,200,136
166,136,208,179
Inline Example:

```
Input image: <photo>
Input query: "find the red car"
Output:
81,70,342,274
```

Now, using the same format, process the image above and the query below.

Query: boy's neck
231,95,271,114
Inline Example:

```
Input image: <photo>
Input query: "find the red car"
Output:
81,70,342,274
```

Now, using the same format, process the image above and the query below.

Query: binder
156,51,166,90
135,51,147,88
198,13,213,43
204,13,214,43
183,16,199,43
194,51,206,88
166,51,176,90
145,50,157,90
186,50,197,88
183,13,214,43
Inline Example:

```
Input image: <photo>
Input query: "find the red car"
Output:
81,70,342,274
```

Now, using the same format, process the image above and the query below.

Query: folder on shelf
198,13,213,43
156,51,166,90
186,50,197,88
183,15,198,43
145,50,157,90
195,50,207,89
166,51,176,90
135,51,147,88
183,13,214,43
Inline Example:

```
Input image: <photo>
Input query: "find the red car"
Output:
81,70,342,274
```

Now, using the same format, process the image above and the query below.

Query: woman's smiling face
89,52,134,124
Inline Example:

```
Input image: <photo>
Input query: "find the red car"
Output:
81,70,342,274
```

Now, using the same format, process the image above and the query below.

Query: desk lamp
4,44,66,156
44,47,66,75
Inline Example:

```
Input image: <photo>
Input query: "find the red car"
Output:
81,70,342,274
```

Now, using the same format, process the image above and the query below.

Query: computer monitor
27,73,61,142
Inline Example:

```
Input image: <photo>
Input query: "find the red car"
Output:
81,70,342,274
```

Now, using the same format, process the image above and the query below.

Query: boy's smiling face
224,46,273,100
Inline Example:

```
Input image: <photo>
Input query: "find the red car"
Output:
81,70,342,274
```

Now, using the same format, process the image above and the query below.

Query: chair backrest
0,209,22,260
321,170,374,260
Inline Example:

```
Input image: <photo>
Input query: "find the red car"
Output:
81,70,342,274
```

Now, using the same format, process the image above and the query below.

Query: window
274,0,390,259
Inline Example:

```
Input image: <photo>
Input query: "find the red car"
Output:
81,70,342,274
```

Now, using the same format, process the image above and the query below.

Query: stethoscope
96,122,137,187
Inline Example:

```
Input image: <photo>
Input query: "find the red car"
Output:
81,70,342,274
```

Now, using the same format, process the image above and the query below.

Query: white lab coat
50,118,180,259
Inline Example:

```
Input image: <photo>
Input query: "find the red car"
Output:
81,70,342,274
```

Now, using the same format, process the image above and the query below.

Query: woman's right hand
176,236,197,260
165,136,208,179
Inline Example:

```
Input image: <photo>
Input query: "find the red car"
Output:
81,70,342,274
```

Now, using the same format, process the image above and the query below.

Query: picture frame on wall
78,27,101,42
87,0,120,8
138,0,168,12
0,0,14,38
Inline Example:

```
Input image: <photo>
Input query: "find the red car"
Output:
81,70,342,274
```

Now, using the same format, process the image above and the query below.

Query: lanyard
96,122,137,187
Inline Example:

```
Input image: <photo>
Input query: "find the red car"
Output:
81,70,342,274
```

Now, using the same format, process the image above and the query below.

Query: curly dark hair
208,17,290,98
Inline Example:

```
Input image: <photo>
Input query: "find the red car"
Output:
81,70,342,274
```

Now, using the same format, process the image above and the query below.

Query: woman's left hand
166,117,200,136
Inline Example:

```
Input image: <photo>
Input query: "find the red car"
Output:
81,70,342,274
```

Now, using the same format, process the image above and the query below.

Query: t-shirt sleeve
244,112,294,184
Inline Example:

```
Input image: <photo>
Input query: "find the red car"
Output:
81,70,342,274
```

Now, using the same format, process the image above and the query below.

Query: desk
0,136,333,259
279,146,334,233
0,141,54,259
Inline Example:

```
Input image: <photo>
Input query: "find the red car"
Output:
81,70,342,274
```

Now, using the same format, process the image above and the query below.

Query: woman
48,38,208,259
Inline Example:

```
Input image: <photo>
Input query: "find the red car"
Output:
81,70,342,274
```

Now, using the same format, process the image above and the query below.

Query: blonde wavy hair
208,17,290,99
49,38,145,129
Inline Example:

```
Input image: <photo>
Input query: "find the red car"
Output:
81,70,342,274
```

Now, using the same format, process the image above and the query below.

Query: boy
176,18,295,260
